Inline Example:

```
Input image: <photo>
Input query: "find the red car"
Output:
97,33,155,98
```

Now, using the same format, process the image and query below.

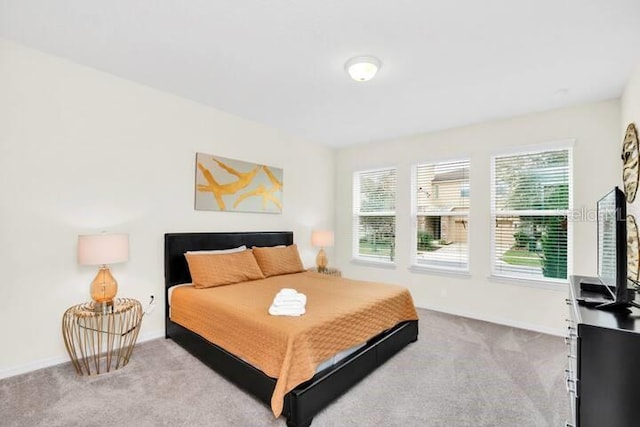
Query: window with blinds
491,147,571,282
412,159,470,271
353,168,397,262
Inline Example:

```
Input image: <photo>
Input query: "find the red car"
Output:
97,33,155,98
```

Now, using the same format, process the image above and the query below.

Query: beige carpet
0,309,569,426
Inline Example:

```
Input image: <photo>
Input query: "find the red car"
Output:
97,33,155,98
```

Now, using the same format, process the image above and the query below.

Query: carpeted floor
0,309,569,426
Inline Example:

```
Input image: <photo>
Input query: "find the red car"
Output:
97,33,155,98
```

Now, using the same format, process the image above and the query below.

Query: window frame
489,140,574,285
352,167,398,266
410,157,471,273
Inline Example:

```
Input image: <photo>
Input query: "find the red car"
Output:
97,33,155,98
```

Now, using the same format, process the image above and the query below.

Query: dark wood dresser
566,275,640,427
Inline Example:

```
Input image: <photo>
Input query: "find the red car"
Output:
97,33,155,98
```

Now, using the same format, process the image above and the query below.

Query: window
412,159,469,271
491,146,572,282
460,184,469,198
353,168,397,263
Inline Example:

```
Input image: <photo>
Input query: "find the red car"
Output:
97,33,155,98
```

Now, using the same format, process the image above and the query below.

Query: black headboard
164,231,294,288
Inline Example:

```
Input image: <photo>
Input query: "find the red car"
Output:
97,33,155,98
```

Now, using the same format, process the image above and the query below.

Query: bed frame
164,231,418,427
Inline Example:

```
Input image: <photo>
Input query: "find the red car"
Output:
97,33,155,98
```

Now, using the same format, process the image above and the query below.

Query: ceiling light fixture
345,56,382,82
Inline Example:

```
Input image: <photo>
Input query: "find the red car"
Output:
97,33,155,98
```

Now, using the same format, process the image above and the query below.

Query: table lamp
78,233,129,309
311,230,334,272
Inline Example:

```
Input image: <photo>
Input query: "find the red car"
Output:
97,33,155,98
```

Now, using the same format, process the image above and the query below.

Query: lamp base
90,266,118,310
90,300,114,313
316,248,328,273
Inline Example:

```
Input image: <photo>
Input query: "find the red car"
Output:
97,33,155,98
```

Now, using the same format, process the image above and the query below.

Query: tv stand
594,299,640,312
567,275,640,427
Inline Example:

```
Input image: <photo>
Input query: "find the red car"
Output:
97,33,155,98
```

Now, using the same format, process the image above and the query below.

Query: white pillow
185,245,247,255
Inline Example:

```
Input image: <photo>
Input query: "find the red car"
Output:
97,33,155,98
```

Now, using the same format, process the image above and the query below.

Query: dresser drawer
565,297,579,427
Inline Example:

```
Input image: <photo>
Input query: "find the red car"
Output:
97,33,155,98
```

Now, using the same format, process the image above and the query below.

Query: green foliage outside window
540,216,568,279
499,150,569,279
417,230,436,251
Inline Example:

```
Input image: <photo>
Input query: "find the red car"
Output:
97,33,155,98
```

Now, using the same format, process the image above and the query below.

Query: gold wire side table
62,298,143,376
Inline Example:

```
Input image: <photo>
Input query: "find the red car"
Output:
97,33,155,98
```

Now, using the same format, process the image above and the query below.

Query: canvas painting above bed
194,152,283,213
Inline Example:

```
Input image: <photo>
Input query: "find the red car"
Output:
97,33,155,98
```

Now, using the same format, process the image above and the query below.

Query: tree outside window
353,168,397,262
493,148,571,281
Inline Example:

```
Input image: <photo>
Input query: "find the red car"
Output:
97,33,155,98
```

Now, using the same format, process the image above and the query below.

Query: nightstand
307,267,342,277
62,298,143,375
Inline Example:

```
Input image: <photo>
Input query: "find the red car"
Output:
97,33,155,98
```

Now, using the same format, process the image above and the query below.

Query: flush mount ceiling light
345,56,382,82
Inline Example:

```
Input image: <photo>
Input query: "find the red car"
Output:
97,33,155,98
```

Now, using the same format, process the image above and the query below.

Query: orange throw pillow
252,244,305,277
185,249,265,288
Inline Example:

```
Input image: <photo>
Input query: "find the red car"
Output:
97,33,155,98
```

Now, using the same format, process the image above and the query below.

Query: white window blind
353,168,397,262
413,159,470,271
491,147,571,282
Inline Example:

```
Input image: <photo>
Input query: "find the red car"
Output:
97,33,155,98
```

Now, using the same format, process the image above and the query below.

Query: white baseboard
0,355,69,380
418,304,565,337
137,329,165,343
0,329,165,381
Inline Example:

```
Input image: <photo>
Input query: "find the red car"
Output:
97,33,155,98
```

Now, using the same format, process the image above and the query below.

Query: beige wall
0,39,335,377
335,100,621,335
622,64,640,136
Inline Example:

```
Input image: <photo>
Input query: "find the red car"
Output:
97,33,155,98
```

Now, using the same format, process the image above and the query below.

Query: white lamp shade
311,230,334,248
78,234,129,265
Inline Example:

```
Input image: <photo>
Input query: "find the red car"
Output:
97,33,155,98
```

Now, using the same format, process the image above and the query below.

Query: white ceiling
2,0,640,147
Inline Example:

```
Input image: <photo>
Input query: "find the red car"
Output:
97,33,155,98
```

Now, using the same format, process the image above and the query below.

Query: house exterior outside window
412,159,470,271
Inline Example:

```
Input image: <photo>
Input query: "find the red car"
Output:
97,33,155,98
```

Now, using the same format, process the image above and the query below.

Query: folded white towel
277,288,298,297
273,293,307,306
272,300,305,309
269,288,307,316
268,305,306,316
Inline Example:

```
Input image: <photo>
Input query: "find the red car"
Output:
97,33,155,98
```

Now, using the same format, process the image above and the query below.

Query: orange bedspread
170,271,418,417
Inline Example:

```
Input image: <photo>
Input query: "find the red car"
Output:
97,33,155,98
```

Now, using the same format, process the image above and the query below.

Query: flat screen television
595,186,639,311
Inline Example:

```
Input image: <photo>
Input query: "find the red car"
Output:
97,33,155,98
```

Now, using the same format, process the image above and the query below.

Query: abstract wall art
194,153,283,213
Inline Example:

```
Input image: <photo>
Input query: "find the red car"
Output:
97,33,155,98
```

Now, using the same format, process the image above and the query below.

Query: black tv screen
597,187,627,302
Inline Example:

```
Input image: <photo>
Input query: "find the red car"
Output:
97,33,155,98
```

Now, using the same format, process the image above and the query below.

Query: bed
164,231,419,427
